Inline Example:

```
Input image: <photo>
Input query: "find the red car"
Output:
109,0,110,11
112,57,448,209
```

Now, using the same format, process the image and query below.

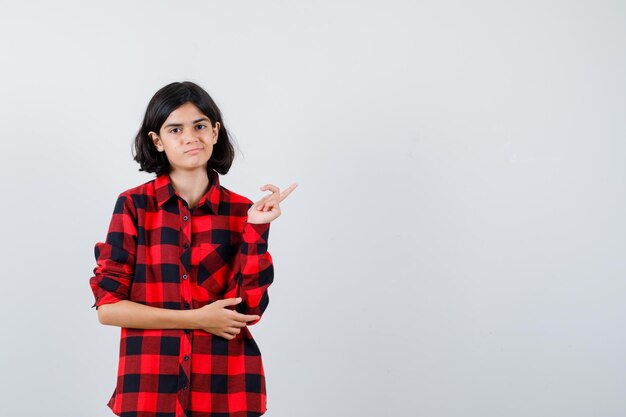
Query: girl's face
149,102,220,174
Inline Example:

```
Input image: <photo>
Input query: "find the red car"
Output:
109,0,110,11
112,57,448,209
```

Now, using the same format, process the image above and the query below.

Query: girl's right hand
247,183,298,224
192,298,260,340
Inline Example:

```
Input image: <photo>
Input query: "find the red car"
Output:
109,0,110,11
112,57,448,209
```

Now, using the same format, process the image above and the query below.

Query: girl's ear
149,131,164,152
212,122,220,144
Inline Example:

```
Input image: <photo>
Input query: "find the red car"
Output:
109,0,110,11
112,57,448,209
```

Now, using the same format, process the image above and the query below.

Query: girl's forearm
97,300,198,330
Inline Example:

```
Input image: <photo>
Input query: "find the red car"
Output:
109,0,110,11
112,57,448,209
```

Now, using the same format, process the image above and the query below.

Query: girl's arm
97,298,259,340
90,193,258,339
228,183,297,325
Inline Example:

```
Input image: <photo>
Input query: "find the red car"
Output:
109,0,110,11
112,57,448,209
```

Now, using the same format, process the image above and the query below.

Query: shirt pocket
197,241,239,295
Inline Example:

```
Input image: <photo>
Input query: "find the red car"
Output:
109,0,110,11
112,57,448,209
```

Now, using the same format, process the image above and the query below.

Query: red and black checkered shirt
89,169,273,417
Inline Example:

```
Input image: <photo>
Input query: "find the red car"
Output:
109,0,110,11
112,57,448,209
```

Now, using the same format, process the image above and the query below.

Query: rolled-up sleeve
228,220,274,325
89,193,138,308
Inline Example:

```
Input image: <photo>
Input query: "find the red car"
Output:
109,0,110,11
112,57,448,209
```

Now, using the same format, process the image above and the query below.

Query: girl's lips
185,148,202,154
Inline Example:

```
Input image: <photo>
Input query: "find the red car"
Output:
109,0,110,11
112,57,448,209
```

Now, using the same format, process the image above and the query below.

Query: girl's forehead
165,102,210,122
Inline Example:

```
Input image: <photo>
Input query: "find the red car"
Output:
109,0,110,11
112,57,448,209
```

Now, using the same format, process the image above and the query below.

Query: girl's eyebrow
163,117,211,128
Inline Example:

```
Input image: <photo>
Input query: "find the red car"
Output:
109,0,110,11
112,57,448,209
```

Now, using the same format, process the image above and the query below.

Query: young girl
90,81,296,417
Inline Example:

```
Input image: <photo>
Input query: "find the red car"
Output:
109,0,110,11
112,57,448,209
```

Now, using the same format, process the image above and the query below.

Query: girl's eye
170,128,181,134
196,124,206,130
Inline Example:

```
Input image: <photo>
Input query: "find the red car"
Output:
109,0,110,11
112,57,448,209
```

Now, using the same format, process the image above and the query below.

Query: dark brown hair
133,81,235,175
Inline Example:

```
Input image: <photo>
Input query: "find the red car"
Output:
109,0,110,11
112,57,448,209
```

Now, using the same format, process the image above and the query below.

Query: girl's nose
182,127,199,142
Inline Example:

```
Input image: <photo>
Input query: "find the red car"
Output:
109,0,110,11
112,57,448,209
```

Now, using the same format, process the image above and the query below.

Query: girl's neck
168,168,210,209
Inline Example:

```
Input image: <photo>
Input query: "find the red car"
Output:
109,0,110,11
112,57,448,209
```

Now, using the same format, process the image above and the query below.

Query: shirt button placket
179,208,193,403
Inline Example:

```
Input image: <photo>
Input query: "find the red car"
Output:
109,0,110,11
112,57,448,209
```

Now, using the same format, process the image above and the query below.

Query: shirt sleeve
89,193,138,309
225,220,274,325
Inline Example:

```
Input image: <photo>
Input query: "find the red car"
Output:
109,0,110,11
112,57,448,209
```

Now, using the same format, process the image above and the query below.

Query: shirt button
183,243,189,249
182,383,188,390
183,215,189,221
184,355,189,361
182,274,188,280
184,329,190,334
184,302,190,309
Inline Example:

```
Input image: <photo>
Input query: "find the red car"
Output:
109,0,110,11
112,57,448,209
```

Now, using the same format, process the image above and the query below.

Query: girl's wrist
181,308,200,330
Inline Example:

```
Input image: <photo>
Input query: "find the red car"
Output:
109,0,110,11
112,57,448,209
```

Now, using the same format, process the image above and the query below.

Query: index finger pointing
279,183,298,202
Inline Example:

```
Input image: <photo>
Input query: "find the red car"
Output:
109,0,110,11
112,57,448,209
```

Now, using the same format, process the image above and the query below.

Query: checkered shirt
89,169,273,417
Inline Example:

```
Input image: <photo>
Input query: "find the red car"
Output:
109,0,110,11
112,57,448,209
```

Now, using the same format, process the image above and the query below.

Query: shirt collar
154,169,221,214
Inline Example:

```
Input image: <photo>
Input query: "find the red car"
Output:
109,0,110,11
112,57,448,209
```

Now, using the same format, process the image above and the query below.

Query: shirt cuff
242,221,270,245
92,291,126,309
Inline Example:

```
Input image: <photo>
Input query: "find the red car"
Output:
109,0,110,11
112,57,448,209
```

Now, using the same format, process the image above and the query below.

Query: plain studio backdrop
0,1,625,416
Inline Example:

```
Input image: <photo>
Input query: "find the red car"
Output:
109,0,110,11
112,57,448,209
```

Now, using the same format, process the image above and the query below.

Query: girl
90,81,296,417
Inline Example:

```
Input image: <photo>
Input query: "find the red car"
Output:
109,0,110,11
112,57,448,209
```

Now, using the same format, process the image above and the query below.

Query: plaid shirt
89,169,273,417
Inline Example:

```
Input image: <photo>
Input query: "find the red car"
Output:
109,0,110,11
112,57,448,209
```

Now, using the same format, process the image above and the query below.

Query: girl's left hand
247,183,298,224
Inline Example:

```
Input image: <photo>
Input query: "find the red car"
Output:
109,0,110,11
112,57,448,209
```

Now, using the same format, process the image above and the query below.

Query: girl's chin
170,162,209,172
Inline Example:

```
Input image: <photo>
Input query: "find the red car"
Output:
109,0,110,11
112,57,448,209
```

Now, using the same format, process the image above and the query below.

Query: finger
254,195,273,211
224,327,241,338
233,313,260,323
264,192,281,207
225,327,241,335
242,314,260,323
230,314,248,325
279,183,298,202
216,297,242,307
260,184,280,195
252,194,274,211
258,193,274,203
256,200,276,213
